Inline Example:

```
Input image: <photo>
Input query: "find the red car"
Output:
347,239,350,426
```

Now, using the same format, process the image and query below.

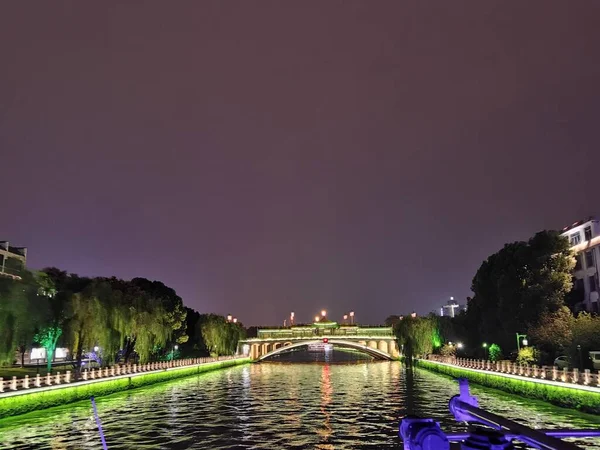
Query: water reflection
0,363,599,449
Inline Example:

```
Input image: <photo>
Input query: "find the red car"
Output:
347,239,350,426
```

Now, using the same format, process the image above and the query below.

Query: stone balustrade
426,355,600,387
0,356,239,394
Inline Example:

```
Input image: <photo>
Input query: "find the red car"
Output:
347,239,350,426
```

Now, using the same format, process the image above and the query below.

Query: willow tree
0,272,47,366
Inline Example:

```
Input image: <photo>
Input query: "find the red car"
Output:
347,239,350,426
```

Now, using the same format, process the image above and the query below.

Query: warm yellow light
321,310,326,317
290,312,295,318
349,311,354,317
315,316,320,322
343,314,348,320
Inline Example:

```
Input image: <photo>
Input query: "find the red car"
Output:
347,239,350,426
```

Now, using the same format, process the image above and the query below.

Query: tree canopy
0,267,245,370
467,230,574,351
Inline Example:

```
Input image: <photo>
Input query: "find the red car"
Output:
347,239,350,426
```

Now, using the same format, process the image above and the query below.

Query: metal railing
0,356,242,395
425,355,600,387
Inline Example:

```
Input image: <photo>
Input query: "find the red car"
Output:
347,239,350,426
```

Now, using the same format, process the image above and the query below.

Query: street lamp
410,312,417,318
233,318,238,324
227,314,232,322
343,314,348,324
290,312,295,326
457,342,464,349
321,310,327,317
483,342,488,360
349,311,355,325
315,316,320,323
94,346,99,352
516,333,528,352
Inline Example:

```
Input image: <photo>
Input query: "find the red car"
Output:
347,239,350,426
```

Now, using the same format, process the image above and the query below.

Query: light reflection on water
0,360,599,449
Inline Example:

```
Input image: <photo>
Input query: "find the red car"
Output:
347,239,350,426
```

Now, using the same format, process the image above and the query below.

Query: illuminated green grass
0,358,250,419
416,359,600,413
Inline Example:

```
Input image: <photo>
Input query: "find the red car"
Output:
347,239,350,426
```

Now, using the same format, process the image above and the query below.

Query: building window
585,251,594,269
589,275,598,292
584,226,593,241
574,278,585,292
570,233,581,246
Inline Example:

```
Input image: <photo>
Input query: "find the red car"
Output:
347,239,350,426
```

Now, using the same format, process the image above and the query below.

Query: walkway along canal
1,361,599,449
418,356,600,413
0,356,249,419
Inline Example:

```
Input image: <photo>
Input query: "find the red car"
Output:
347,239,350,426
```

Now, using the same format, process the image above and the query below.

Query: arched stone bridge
238,325,399,361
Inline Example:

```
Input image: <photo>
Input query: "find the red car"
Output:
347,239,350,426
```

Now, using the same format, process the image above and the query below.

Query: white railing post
83,369,88,381
552,366,558,380
572,368,579,384
11,376,17,391
55,372,61,385
584,369,591,385
91,368,96,379
111,366,115,377
0,377,3,392
35,374,41,387
66,371,71,383
46,373,52,386
561,367,568,382
24,375,30,389
133,364,137,373
540,366,547,379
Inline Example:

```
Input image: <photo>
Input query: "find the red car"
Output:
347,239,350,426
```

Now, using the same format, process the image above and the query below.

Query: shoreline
0,357,250,419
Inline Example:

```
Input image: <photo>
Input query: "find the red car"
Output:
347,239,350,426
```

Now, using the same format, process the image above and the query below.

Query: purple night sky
1,2,599,326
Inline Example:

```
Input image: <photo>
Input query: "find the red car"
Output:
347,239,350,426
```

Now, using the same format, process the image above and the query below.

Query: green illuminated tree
34,326,63,372
488,344,502,362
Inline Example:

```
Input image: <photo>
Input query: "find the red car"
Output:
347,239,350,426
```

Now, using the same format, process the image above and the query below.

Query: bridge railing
255,328,394,340
0,356,241,395
426,355,600,387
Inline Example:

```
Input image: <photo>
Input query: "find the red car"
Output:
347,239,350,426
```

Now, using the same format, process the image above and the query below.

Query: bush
516,347,536,366
440,344,456,357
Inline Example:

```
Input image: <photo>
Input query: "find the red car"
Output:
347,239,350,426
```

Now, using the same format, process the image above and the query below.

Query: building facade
0,241,27,279
561,218,600,312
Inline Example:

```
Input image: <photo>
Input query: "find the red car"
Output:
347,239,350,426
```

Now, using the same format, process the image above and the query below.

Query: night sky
2,2,599,326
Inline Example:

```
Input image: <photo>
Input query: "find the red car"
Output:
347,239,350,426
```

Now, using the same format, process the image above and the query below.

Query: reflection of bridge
238,325,399,361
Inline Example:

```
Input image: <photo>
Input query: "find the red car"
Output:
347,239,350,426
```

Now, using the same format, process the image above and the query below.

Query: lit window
584,226,593,241
570,233,581,245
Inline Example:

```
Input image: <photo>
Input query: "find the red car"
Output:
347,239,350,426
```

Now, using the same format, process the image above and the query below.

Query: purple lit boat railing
400,378,600,450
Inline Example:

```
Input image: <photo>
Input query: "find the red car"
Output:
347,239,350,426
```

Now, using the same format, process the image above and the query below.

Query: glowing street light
94,346,99,352
321,310,327,317
233,318,238,323
174,345,178,350
410,312,417,318
315,316,320,322
227,314,233,322
457,342,464,349
343,314,348,323
349,311,355,325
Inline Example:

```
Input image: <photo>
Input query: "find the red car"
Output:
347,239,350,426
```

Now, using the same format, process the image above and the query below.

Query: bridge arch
257,339,393,361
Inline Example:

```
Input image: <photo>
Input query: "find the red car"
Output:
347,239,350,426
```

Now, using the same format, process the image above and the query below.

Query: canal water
1,355,599,449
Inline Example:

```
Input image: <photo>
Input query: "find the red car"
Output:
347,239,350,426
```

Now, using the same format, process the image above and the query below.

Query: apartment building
0,241,27,279
561,218,600,312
